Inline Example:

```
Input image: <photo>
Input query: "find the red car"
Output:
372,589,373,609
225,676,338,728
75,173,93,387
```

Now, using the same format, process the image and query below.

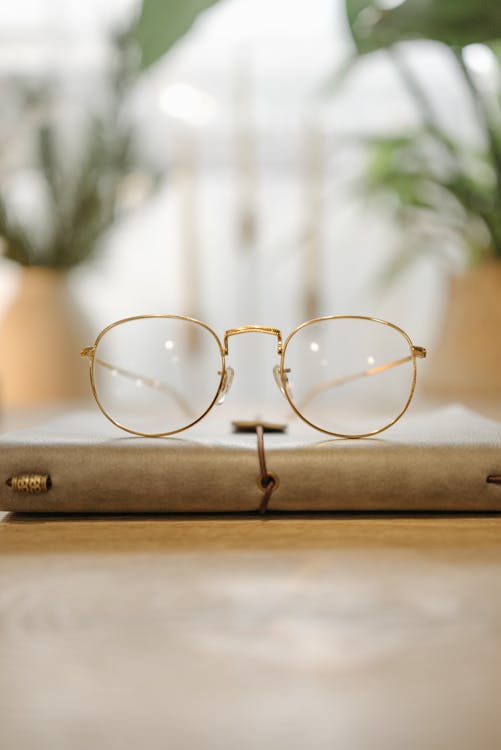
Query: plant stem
453,47,501,188
388,46,459,160
453,47,501,257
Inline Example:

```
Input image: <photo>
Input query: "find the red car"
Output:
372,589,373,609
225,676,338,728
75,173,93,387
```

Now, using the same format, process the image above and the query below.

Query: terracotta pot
423,261,501,400
0,267,91,407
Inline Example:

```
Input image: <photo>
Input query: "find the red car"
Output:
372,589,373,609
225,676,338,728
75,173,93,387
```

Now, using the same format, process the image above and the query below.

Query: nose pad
216,366,234,405
273,365,293,399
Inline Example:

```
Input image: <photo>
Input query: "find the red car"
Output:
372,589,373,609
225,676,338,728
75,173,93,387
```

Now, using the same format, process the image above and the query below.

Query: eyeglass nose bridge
223,326,283,355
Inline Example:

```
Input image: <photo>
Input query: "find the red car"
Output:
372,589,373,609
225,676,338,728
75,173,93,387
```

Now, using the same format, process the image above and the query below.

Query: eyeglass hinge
413,346,427,359
80,345,96,358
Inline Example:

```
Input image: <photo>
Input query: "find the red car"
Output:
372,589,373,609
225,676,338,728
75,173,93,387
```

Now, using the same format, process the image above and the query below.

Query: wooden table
1,409,501,749
2,513,501,750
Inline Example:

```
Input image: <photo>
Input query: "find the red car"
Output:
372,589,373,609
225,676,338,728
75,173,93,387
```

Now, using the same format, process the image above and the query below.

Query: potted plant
340,0,501,401
0,0,220,406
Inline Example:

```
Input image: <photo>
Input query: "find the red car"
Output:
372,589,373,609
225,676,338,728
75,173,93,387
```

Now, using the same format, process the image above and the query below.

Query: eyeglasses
80,314,427,438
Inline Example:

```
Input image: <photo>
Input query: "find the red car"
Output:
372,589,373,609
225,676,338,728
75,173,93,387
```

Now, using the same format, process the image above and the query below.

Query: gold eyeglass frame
81,314,427,439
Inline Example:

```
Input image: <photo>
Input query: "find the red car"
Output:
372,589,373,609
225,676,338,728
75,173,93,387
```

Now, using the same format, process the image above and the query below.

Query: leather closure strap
232,420,286,514
487,475,501,484
255,424,277,514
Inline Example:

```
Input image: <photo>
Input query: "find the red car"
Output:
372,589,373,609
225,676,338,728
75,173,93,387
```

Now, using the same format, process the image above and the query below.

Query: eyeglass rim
279,314,418,439
87,314,226,438
83,313,421,439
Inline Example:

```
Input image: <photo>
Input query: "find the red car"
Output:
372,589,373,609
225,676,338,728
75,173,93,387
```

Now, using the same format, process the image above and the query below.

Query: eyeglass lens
92,317,223,435
283,317,415,436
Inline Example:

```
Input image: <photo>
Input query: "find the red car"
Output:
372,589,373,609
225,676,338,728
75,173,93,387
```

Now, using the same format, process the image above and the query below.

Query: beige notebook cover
1,405,501,513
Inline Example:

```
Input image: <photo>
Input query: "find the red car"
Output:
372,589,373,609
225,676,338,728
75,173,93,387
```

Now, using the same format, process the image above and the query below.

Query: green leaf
0,196,35,266
358,127,501,258
133,0,221,71
345,0,501,55
38,123,60,205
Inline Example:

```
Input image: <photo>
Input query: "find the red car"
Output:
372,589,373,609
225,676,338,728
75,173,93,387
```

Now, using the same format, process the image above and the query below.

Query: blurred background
1,0,501,415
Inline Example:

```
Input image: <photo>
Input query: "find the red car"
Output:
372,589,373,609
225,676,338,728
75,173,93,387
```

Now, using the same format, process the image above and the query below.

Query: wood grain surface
1,512,501,750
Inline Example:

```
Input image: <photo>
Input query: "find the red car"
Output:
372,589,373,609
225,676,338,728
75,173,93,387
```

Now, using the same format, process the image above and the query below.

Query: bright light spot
310,342,320,353
135,378,143,388
110,368,118,377
159,83,217,127
463,44,497,76
164,339,174,350
367,355,376,366
376,0,406,9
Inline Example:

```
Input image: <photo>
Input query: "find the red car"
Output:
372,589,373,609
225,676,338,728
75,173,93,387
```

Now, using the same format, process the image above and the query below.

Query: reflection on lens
283,317,415,436
92,316,223,435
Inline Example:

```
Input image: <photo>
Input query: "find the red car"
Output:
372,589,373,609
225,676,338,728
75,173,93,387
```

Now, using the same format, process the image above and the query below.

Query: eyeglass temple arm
88,355,196,420
297,347,426,411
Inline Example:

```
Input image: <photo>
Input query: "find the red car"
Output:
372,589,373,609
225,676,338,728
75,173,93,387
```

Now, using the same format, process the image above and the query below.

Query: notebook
1,405,501,513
